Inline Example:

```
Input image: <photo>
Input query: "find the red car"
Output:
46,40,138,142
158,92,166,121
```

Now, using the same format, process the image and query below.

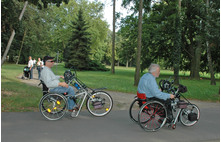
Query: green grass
1,64,42,112
1,63,220,112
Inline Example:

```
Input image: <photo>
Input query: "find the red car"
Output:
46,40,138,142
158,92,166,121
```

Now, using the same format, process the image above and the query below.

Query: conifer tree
64,8,91,70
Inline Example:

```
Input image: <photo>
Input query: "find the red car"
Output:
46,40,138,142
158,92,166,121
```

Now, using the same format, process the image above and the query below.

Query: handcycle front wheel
86,91,113,117
39,93,68,120
180,104,200,126
138,100,167,132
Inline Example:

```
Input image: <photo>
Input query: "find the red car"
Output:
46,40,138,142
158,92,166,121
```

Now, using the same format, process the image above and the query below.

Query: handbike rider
40,56,78,115
137,63,175,123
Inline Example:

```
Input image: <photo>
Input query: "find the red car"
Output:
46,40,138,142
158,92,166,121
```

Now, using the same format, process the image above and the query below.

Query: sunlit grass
1,63,220,112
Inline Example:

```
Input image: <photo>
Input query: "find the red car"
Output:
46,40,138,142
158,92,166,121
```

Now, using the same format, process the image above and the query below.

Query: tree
112,0,116,74
205,0,216,85
173,0,182,85
1,0,69,65
122,0,151,86
64,8,91,70
134,0,143,86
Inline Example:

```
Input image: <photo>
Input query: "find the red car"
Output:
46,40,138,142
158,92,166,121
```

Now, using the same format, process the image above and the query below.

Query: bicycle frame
65,84,95,117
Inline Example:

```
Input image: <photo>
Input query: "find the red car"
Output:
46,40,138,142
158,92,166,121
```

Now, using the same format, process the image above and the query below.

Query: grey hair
148,63,160,73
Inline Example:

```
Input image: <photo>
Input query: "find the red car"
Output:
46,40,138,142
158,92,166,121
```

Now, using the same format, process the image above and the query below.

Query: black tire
138,101,167,132
39,93,68,120
87,91,113,117
180,104,200,126
129,98,142,123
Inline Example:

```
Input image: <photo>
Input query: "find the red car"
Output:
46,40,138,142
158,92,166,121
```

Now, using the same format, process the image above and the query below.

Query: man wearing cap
40,56,76,112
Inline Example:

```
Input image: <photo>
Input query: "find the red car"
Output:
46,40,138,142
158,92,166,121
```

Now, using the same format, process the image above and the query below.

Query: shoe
71,110,77,117
73,106,79,111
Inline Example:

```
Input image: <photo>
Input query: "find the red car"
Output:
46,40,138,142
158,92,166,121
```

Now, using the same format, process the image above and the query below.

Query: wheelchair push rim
39,93,68,121
138,101,167,132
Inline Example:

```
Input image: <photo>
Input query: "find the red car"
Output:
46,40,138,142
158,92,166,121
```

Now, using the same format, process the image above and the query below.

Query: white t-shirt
28,59,34,67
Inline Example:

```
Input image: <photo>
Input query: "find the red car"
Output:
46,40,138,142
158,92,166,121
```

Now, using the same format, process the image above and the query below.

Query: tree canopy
1,0,219,80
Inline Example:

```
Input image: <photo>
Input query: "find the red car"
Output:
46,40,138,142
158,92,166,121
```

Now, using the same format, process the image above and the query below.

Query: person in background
36,58,43,80
33,58,36,69
28,56,34,79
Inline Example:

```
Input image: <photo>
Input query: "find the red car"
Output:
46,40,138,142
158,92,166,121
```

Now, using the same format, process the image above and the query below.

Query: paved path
2,104,220,142
7,68,219,142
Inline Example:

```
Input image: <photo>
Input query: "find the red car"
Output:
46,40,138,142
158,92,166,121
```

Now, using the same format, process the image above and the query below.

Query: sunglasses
47,60,55,63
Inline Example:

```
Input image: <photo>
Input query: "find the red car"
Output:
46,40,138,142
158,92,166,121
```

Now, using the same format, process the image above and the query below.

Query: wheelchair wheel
87,91,113,117
180,104,200,126
39,93,68,120
138,100,167,132
129,98,143,123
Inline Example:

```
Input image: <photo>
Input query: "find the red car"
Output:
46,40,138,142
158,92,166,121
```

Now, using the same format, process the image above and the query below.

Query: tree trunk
206,0,216,85
16,29,27,64
134,0,143,86
126,60,128,68
206,42,216,85
1,1,28,66
173,0,181,85
111,0,116,74
193,37,202,79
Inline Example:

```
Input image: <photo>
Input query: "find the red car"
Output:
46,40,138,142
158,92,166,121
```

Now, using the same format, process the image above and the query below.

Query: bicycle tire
180,104,200,126
138,100,167,132
39,93,68,120
86,91,113,117
129,98,141,123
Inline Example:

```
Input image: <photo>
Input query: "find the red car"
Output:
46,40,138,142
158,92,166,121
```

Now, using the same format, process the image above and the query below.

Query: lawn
1,63,220,112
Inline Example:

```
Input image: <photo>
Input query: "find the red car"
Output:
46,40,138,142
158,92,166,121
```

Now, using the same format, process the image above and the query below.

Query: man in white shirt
28,56,34,79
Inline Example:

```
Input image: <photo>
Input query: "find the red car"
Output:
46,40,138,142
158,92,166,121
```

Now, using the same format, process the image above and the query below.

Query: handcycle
129,78,200,132
39,67,113,120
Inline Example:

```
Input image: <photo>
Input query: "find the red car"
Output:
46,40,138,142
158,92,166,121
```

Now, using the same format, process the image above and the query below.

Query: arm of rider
59,82,68,88
60,76,64,79
170,94,175,99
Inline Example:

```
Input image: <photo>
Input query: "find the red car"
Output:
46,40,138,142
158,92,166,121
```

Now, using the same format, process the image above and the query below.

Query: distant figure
33,58,36,69
28,56,33,79
36,58,43,80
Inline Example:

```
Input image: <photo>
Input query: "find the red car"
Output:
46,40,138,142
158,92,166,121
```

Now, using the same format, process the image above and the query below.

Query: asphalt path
2,103,220,142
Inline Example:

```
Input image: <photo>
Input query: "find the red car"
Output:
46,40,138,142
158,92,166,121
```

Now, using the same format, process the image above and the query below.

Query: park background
1,0,220,112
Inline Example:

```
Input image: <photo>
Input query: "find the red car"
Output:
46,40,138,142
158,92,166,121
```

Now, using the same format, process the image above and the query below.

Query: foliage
1,0,109,68
17,0,69,9
118,0,220,79
64,8,109,71
64,8,91,70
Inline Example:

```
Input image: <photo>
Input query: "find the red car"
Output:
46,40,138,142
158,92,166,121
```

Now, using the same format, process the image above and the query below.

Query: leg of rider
49,86,76,110
165,99,173,121
66,86,76,110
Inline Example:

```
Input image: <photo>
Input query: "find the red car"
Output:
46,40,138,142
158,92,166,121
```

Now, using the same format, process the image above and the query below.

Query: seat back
40,80,49,96
137,91,146,100
137,91,147,107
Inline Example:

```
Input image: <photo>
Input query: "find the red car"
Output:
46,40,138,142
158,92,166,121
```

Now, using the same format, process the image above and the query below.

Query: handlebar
159,78,187,98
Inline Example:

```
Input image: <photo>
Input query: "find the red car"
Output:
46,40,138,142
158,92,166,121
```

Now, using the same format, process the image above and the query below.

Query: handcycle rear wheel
180,104,200,126
86,91,113,117
39,93,68,120
138,100,167,132
129,98,143,123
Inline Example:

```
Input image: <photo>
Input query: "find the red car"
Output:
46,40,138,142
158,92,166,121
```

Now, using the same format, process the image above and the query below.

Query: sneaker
71,110,77,117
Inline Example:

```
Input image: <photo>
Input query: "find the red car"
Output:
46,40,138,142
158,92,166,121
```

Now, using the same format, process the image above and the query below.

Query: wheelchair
39,67,113,121
129,78,200,132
